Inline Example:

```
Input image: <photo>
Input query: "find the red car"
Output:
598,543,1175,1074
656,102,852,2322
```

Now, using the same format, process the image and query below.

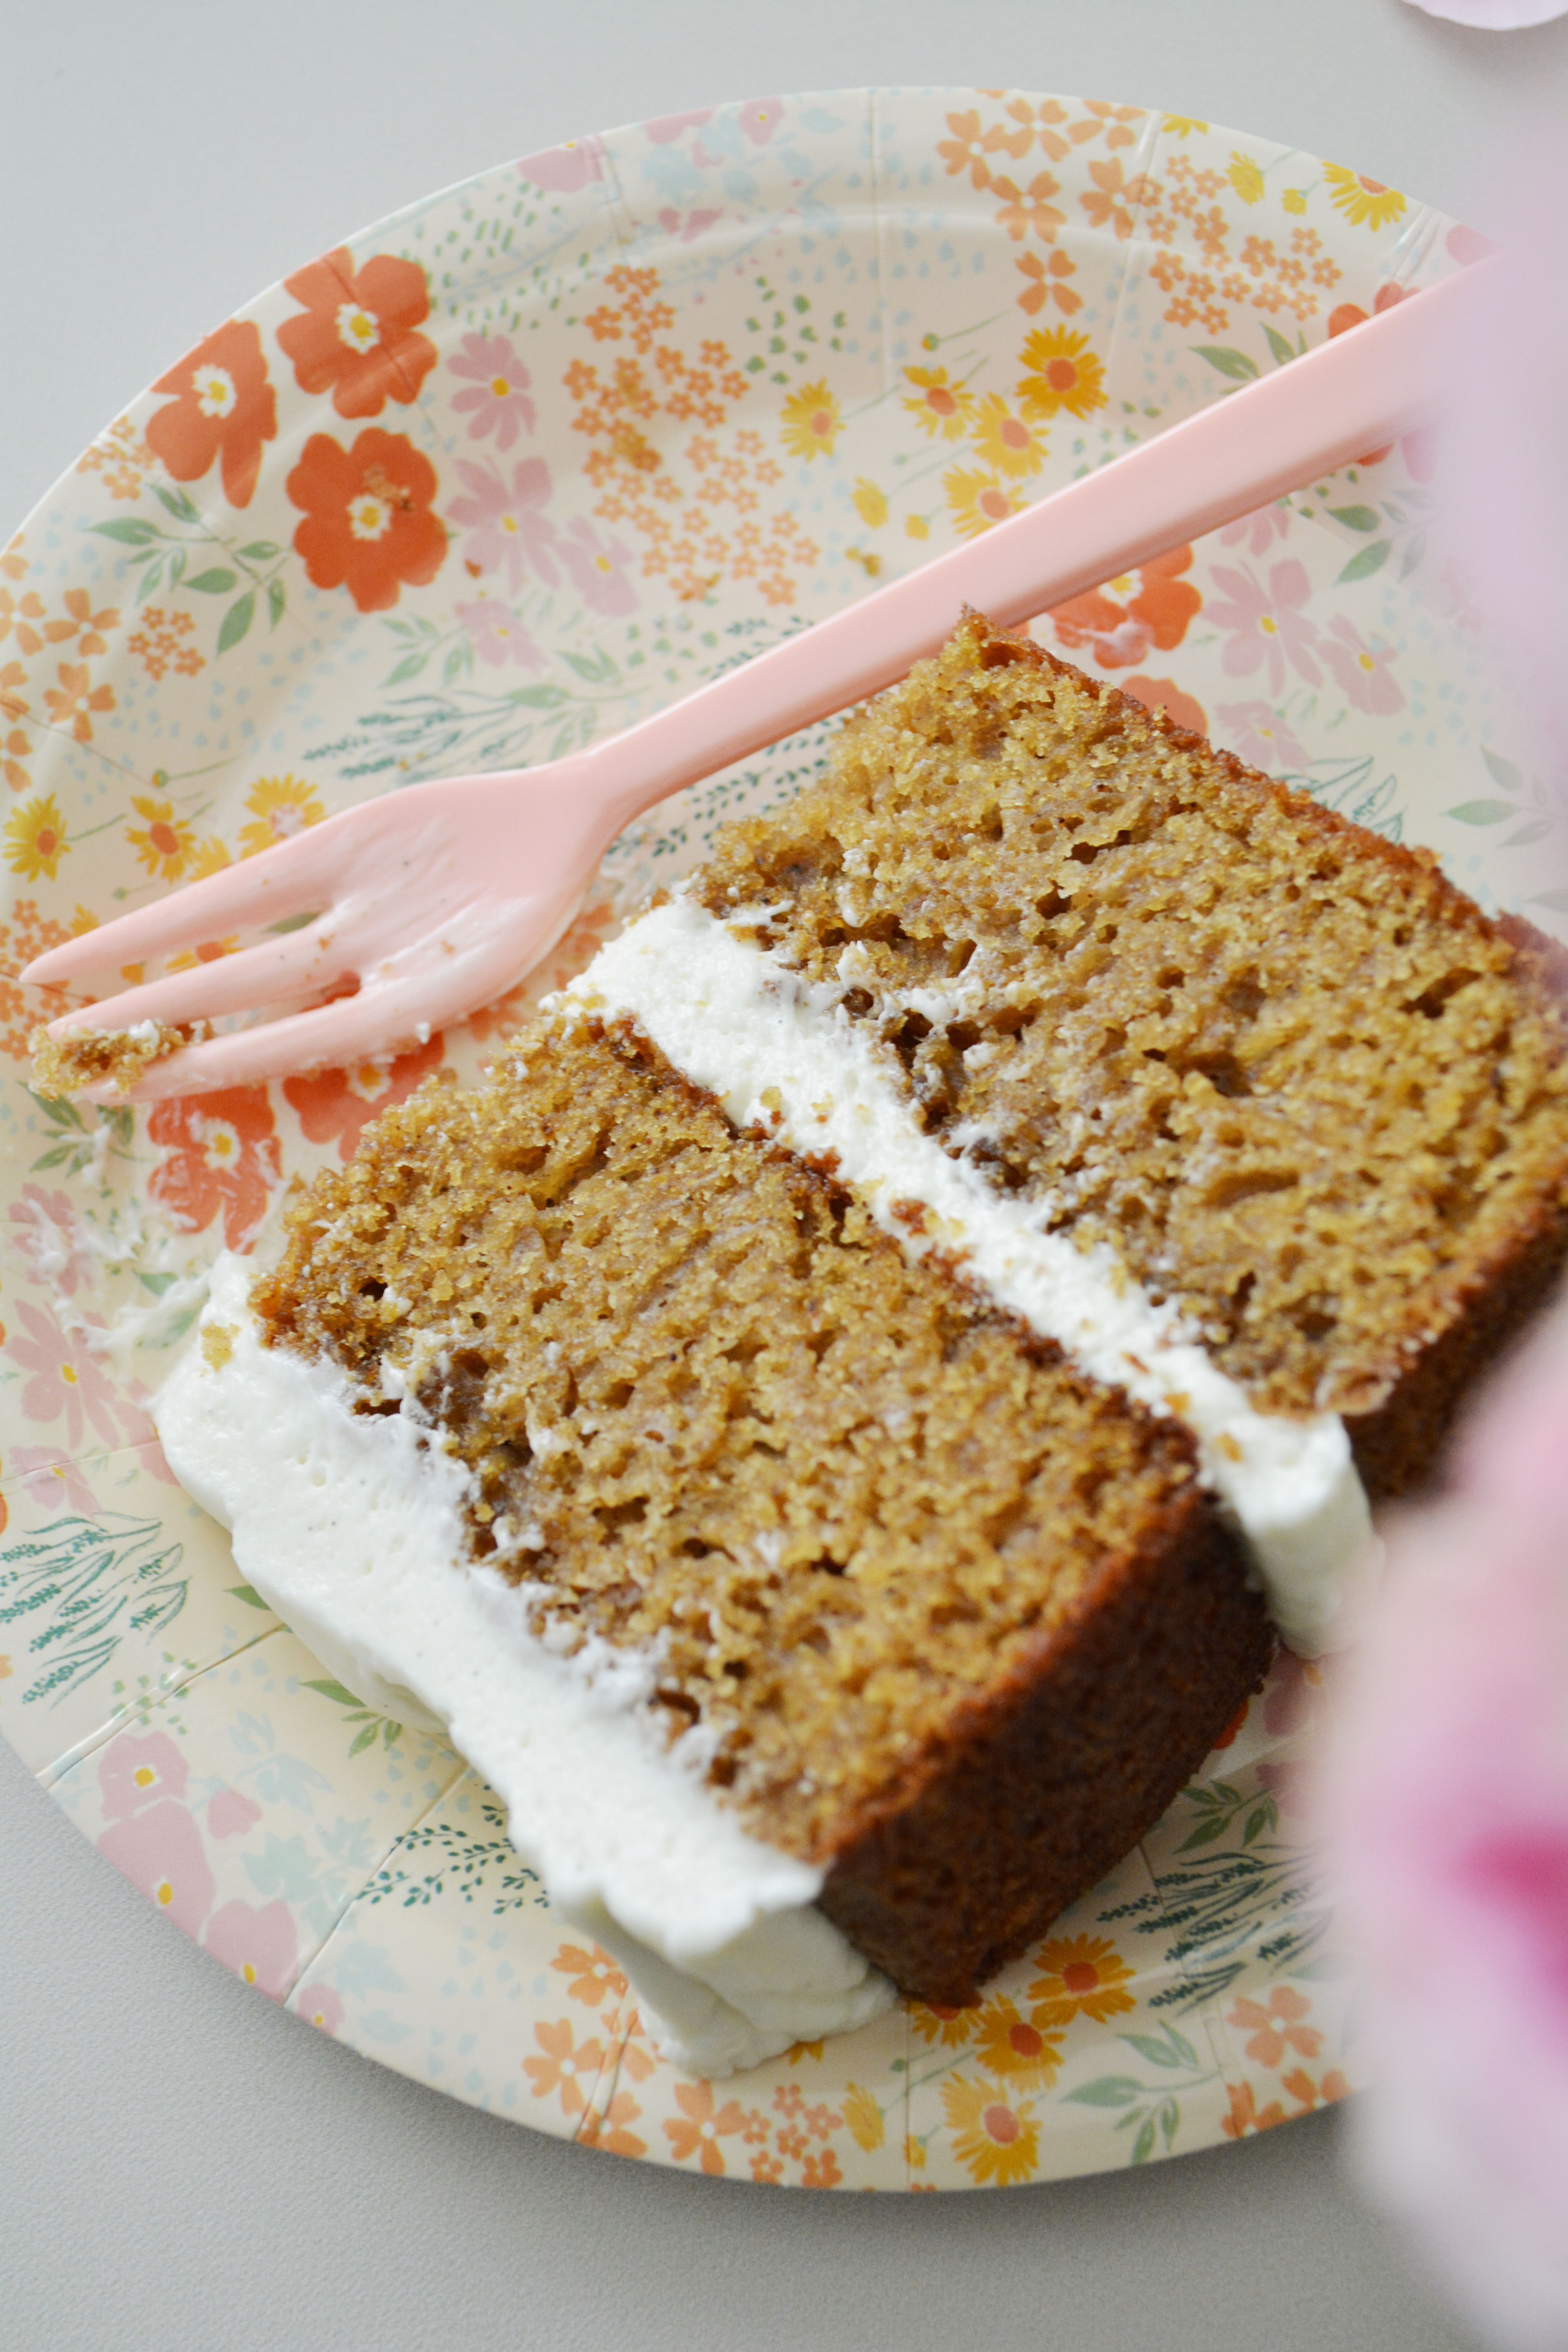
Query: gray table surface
5,5,1565,2346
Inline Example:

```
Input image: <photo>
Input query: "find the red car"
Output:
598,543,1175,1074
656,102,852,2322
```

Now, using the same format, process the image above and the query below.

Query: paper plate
1,88,1553,2191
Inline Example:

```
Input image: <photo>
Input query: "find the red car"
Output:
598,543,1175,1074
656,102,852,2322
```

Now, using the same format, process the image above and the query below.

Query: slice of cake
158,615,1568,2073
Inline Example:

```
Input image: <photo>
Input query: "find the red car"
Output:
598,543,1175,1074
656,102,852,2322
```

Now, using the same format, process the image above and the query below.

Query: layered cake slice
158,616,1568,2073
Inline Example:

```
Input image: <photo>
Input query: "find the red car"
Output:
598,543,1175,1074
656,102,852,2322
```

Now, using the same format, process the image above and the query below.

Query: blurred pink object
1405,0,1568,22
1314,131,1568,2350
1319,1307,1568,2347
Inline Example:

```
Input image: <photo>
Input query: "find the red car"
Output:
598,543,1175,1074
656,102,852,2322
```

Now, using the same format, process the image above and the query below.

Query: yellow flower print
902,364,973,442
779,380,842,461
851,477,889,529
944,468,1022,540
1282,188,1307,217
1028,1932,1137,2028
1227,152,1265,207
941,2075,1041,2187
904,2132,927,2171
908,1999,977,2048
4,793,69,883
1322,162,1406,231
972,1996,1065,2088
240,774,326,859
1016,326,1108,423
189,836,234,880
0,1654,11,1681
126,795,197,883
841,2083,884,2152
969,394,1047,480
905,514,930,541
1161,115,1209,137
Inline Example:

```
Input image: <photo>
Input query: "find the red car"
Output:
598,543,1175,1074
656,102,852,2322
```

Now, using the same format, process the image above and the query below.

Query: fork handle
582,261,1488,831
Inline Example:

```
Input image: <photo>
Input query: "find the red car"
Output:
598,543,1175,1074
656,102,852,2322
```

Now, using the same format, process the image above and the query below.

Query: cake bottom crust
818,1491,1273,2006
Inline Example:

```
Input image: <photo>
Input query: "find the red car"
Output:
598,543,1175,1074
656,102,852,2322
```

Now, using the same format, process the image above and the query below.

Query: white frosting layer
571,895,1374,1655
156,1256,893,2077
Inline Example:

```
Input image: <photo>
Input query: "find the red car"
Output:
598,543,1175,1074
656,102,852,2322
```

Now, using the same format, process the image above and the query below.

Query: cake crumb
31,1019,189,1098
201,1322,236,1371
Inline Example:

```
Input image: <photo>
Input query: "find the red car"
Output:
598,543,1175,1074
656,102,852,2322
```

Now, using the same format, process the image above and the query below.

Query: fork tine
20,818,354,989
42,919,346,1038
93,931,534,1102
95,996,426,1103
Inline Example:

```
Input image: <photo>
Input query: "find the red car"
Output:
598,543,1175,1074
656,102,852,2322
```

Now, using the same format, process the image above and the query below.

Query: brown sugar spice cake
692,613,1568,1497
252,1016,1271,2003
162,615,1568,2055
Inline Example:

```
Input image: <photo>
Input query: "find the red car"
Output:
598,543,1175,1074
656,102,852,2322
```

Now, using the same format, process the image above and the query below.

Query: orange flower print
1016,248,1083,319
662,2079,748,2176
1017,327,1107,422
277,247,438,419
941,2076,1041,2186
1048,546,1202,670
126,795,197,883
1080,157,1152,241
43,661,114,745
54,588,120,658
1120,675,1208,738
902,365,974,442
577,2091,646,2160
936,108,995,191
971,1997,1065,2089
800,2149,843,2189
144,319,277,510
1028,1934,1137,2028
1281,2067,1349,2113
147,1088,283,1251
1221,2081,1287,2139
286,430,446,614
0,588,76,659
522,2017,609,2116
283,1032,443,1161
126,608,202,682
551,1941,628,2010
1226,1987,1321,2069
991,171,1065,245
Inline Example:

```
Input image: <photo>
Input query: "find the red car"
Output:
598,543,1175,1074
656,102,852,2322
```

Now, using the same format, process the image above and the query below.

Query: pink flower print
446,457,559,593
295,1981,345,2036
205,1897,299,2001
517,136,604,194
655,206,724,245
99,1730,189,1820
645,109,713,145
739,98,784,146
560,517,637,615
1215,700,1312,773
7,1447,100,1516
7,1185,91,1298
447,332,536,452
1220,501,1292,556
207,1787,264,1840
1321,617,1405,716
98,1799,216,1939
1207,560,1322,697
7,1300,134,1451
456,599,544,672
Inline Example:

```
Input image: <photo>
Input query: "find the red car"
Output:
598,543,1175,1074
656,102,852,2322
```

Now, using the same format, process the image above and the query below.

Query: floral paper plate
1,88,1558,2193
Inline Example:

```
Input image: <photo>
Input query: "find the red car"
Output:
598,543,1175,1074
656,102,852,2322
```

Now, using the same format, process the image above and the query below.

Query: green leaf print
1192,347,1259,381
218,590,256,652
1336,540,1390,584
1445,800,1517,826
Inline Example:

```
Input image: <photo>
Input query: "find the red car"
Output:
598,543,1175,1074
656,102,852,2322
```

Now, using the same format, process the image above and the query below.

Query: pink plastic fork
24,262,1489,1100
